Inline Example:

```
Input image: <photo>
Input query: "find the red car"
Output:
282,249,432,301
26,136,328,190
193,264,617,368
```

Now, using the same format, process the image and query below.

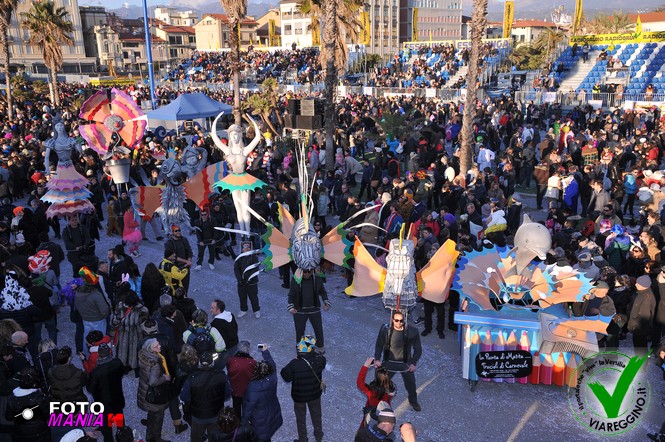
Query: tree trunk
323,0,338,172
0,28,12,120
47,66,55,106
231,21,241,125
262,112,279,137
459,0,488,176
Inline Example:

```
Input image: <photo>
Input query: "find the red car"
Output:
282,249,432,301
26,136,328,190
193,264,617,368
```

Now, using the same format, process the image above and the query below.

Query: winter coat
209,425,259,442
628,288,657,336
280,352,326,403
180,366,227,420
112,302,149,370
354,424,394,441
242,351,283,440
227,352,256,398
74,285,110,322
47,364,88,402
6,388,51,442
137,349,169,412
0,272,41,336
360,210,379,245
36,349,57,390
87,357,126,413
211,312,239,351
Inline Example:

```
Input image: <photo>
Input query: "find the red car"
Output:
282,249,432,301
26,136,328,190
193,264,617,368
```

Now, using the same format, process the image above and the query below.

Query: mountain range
93,0,661,23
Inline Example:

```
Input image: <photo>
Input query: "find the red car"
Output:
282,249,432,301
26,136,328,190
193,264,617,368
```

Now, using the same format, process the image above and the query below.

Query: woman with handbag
138,338,172,442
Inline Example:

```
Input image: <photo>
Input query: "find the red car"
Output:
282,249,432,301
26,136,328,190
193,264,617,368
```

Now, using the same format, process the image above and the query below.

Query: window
170,48,178,57
134,51,141,59
104,41,109,53
284,24,292,34
123,51,129,59
189,36,195,44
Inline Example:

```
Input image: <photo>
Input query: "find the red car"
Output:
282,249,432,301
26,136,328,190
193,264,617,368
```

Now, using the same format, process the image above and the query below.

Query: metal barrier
514,90,665,107
337,85,480,100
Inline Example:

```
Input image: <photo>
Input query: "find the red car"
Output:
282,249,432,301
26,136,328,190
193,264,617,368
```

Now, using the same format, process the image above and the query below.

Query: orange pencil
505,331,518,384
528,351,541,385
565,354,579,388
540,354,554,385
553,353,566,386
492,331,506,383
517,331,530,384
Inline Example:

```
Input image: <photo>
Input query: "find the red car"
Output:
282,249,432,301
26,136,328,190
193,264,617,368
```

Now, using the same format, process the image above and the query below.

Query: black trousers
238,283,260,312
384,361,418,404
447,291,459,331
632,333,649,356
423,299,445,332
293,309,325,348
197,243,215,265
536,184,547,209
146,409,165,440
294,398,323,442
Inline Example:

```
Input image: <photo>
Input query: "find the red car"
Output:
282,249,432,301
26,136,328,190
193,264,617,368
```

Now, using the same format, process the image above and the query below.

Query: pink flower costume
123,211,142,254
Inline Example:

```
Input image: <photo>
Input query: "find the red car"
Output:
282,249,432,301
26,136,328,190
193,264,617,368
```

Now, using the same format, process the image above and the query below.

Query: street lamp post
142,0,157,110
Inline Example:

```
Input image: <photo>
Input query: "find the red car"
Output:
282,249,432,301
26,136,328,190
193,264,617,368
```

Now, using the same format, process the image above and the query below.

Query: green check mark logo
587,353,649,419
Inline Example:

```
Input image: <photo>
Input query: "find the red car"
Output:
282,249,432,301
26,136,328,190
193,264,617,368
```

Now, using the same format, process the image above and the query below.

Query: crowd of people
0,44,665,439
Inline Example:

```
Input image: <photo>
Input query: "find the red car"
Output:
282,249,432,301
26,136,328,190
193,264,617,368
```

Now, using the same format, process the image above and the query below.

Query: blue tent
147,93,233,121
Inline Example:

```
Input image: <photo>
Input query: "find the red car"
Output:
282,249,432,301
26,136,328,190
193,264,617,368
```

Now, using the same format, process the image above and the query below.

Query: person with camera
242,343,283,442
280,335,326,442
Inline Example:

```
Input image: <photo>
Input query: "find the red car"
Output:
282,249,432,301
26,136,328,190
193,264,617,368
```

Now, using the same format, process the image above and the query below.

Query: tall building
279,0,313,49
363,0,400,58
80,6,107,61
6,0,96,74
399,0,462,44
154,7,199,27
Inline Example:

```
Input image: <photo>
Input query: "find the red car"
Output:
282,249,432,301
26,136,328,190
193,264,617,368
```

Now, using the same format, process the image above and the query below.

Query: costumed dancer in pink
123,211,142,257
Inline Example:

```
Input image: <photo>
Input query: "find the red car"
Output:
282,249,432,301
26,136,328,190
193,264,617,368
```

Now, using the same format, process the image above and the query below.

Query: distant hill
107,1,274,21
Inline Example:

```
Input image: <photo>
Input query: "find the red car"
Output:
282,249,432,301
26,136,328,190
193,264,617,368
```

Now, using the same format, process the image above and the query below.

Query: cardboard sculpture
453,215,613,388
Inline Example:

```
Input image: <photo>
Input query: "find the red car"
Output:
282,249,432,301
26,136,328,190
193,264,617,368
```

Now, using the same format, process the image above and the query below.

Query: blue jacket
624,174,637,195
243,351,283,440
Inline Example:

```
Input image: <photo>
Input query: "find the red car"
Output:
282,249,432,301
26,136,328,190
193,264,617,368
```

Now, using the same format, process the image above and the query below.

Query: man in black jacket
280,336,326,442
193,210,216,271
164,225,193,291
87,343,125,442
180,352,227,442
288,270,331,353
374,311,423,411
234,241,260,319
62,214,91,277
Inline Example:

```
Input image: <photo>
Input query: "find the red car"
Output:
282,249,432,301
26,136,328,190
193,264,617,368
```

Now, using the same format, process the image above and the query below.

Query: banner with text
570,31,665,46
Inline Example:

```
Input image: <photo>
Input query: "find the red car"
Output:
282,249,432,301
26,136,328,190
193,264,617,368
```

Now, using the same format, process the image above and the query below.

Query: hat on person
78,266,99,286
444,213,456,225
636,275,651,290
97,343,112,359
12,207,23,217
15,233,25,244
593,281,610,290
578,252,591,262
86,169,94,177
297,335,316,353
365,201,375,208
377,408,396,424
140,320,159,335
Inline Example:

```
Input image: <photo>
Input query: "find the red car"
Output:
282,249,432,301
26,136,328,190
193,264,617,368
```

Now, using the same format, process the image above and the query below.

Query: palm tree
534,28,567,61
0,0,18,119
220,0,248,125
299,0,362,171
242,77,283,136
508,44,546,70
21,0,73,108
459,0,488,176
584,11,634,34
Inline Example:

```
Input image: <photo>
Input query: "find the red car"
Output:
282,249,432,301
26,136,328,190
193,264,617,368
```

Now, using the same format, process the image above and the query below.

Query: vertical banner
503,1,514,39
412,8,419,42
312,15,321,46
636,15,643,41
360,12,371,45
573,0,583,35
269,19,276,46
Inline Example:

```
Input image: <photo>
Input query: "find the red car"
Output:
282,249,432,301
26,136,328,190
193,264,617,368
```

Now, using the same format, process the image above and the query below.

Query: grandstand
553,42,665,99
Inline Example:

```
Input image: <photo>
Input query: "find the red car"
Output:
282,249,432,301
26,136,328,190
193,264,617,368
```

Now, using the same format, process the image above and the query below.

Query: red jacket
227,353,257,398
83,335,112,374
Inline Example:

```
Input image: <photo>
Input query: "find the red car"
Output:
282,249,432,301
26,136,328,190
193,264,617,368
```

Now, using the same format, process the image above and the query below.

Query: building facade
511,20,556,44
94,22,169,75
6,0,96,74
193,14,259,51
154,7,199,27
279,0,313,49
363,0,399,58
79,6,107,61
151,19,196,63
399,0,462,45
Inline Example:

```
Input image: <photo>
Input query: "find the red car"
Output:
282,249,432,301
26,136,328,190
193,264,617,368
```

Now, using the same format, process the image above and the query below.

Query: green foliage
32,80,49,95
583,10,634,34
348,53,382,74
508,44,546,70
372,109,423,142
